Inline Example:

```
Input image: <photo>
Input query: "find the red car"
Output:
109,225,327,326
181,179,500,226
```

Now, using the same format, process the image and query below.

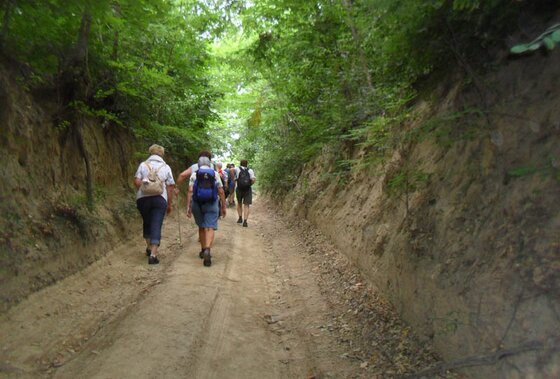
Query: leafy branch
510,23,560,54
386,167,430,218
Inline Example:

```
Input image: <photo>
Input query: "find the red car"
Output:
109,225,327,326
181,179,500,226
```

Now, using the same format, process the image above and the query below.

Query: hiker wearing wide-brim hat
133,144,175,265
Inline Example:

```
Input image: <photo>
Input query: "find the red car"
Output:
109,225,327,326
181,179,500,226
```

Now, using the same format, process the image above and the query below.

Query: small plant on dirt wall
504,157,560,183
411,108,486,148
386,167,430,218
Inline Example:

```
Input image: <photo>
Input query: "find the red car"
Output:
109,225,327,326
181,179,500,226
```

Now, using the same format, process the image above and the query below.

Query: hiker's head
216,162,223,169
198,150,212,160
198,156,211,167
240,160,248,168
149,144,165,157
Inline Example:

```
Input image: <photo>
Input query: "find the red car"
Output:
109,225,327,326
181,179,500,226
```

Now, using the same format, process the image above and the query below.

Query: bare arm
218,187,226,218
166,184,174,214
134,178,142,189
175,167,193,193
186,185,193,218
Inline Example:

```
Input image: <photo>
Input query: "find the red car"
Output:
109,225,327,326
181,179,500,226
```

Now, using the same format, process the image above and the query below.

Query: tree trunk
75,11,92,98
111,4,121,61
75,11,92,63
69,11,94,210
341,0,373,93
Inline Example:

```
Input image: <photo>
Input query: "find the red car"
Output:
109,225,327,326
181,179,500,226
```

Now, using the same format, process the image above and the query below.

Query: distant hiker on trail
216,162,228,207
133,144,175,265
221,163,230,203
235,160,256,228
216,162,227,187
227,163,236,207
186,152,227,267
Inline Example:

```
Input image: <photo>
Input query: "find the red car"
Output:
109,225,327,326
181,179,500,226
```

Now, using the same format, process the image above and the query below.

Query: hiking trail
1,200,448,379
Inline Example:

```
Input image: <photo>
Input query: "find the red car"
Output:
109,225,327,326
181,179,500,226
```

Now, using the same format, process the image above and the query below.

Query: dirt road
1,200,446,379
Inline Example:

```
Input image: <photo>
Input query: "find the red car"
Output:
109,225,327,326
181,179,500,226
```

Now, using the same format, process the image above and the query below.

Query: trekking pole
176,191,183,246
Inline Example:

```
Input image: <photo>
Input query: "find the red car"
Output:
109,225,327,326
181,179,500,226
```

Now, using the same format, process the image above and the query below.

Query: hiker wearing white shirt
133,144,175,265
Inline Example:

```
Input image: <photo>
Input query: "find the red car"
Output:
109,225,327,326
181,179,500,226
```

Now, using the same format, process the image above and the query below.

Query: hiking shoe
242,220,248,227
203,249,212,267
148,255,159,265
199,250,204,259
237,216,243,224
146,248,151,257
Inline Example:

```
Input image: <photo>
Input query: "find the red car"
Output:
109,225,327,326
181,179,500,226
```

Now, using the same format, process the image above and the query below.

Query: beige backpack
141,161,165,195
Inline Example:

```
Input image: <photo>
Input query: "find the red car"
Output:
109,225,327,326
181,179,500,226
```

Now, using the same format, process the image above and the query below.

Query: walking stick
176,191,183,246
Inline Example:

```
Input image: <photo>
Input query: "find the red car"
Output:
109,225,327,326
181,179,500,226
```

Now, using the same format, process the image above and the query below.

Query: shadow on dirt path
1,198,450,379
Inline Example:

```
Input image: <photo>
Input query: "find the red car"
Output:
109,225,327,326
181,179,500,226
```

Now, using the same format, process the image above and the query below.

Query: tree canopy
1,0,226,163
1,0,557,190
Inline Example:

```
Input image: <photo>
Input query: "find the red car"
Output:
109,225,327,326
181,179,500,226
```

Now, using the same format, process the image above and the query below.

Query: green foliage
2,0,552,192
1,0,224,164
70,101,122,126
210,0,533,195
386,168,430,197
411,108,486,147
506,156,560,181
346,112,409,164
386,166,430,217
507,166,539,178
56,120,71,131
510,23,560,54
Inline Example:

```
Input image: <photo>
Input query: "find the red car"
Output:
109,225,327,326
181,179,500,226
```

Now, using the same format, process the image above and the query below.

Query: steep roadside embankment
282,39,560,377
0,64,138,311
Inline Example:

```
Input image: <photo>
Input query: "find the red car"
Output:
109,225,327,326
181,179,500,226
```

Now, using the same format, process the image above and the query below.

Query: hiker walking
186,152,227,267
175,156,215,190
216,162,227,189
221,163,230,204
227,163,236,207
216,162,230,207
133,144,175,265
235,160,256,227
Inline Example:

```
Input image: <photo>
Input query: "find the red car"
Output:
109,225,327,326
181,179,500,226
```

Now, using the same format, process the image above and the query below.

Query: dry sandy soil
0,200,451,379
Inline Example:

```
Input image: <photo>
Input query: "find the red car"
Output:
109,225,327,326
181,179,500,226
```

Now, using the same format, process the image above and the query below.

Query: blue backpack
193,168,218,203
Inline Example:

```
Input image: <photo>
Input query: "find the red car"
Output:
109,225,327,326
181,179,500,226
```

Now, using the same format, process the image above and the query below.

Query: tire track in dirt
0,217,193,378
1,199,368,379
186,205,283,379
253,206,361,379
187,243,235,379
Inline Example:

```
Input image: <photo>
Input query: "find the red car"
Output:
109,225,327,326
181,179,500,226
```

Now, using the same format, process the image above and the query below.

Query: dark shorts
236,187,252,205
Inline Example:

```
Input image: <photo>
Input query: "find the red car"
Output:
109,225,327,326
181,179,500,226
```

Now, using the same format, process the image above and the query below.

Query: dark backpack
193,168,218,203
237,167,252,190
